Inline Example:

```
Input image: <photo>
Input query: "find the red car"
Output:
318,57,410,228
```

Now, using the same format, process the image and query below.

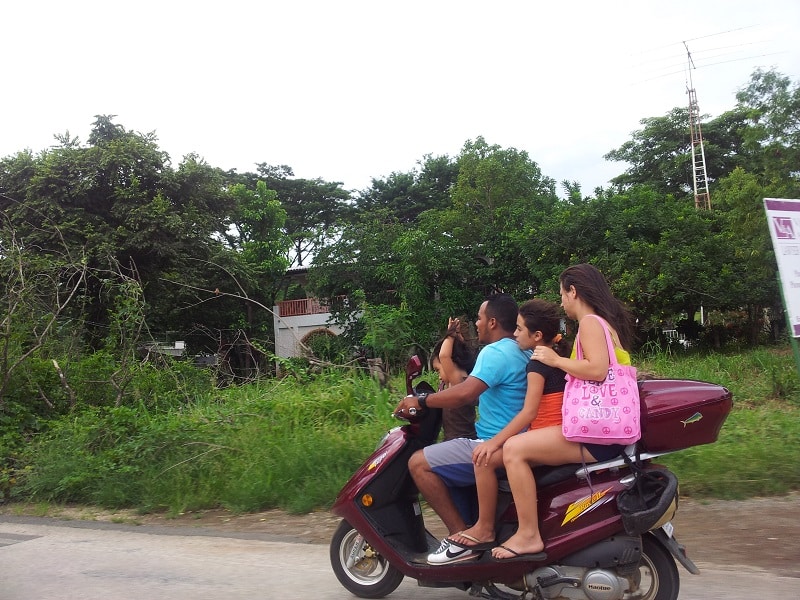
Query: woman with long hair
431,318,478,441
492,264,635,560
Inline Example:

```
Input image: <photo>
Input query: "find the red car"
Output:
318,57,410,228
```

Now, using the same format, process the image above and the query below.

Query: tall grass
18,371,401,514
660,408,800,498
638,346,799,406
14,346,800,514
639,345,800,498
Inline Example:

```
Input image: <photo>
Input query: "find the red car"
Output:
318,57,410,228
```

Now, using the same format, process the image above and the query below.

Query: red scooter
330,356,732,600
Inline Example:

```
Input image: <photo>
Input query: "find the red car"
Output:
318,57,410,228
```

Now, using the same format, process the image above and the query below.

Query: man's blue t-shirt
469,337,530,440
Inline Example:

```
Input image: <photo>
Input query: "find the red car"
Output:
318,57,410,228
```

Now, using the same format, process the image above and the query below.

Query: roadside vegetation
638,346,800,498
2,68,800,516
3,345,798,517
3,370,397,514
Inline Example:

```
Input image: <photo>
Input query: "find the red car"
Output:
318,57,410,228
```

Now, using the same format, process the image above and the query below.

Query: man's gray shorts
423,437,484,487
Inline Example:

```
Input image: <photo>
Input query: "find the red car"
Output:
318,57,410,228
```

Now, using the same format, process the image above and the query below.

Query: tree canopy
1,69,797,392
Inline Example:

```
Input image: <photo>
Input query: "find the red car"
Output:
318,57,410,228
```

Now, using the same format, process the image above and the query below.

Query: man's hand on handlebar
393,395,421,419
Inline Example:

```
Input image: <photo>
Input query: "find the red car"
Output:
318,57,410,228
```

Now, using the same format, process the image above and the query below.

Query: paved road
1,516,797,599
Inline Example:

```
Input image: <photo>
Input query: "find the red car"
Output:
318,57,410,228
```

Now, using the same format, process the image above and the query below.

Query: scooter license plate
661,521,674,538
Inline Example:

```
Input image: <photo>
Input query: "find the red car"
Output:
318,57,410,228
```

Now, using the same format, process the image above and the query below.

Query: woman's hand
531,345,558,366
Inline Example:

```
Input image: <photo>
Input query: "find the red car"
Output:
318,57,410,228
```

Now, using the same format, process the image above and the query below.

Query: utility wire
631,51,787,85
627,24,761,60
682,24,760,44
628,23,772,77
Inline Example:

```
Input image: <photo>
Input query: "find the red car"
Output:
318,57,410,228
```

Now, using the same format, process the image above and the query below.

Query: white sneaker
427,538,480,564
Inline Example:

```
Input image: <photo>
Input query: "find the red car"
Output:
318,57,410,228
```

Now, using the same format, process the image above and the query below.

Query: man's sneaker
427,538,480,564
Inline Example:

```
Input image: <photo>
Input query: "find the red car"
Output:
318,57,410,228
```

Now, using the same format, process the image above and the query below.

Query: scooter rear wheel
330,520,404,598
635,534,680,600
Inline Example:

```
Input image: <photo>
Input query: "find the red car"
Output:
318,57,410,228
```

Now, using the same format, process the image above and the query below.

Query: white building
272,296,345,360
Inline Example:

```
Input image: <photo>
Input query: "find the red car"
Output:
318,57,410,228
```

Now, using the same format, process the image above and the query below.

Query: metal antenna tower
684,42,711,210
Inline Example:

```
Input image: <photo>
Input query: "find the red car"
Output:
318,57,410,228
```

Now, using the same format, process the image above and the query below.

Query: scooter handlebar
393,406,417,419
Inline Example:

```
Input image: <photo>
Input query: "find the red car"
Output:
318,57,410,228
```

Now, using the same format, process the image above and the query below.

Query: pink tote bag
562,315,641,445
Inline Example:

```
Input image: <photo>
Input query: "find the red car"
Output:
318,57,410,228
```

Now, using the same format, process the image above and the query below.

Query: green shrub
67,351,119,406
17,370,397,513
10,346,800,514
304,329,353,364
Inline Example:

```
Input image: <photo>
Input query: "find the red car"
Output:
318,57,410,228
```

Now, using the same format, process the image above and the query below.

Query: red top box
638,378,733,453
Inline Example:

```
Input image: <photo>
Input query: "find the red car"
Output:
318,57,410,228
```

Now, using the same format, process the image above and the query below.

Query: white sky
2,0,798,196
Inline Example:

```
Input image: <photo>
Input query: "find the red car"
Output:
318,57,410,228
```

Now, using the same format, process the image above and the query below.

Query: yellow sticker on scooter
367,450,389,471
562,487,614,526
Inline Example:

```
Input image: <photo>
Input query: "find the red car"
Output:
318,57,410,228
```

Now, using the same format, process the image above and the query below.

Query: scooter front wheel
330,520,404,598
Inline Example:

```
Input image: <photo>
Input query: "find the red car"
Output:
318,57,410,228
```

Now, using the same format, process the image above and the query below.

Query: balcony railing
278,297,349,317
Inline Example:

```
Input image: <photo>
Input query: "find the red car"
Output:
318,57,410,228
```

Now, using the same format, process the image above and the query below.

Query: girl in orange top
516,299,570,431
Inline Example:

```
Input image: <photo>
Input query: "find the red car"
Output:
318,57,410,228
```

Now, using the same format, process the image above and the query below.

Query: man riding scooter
394,293,530,564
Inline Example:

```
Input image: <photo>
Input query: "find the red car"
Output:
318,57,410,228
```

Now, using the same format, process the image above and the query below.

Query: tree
227,181,289,272
254,164,351,268
449,137,555,234
712,167,782,342
1,116,241,340
310,218,480,370
604,107,749,198
605,68,800,203
606,190,731,330
0,220,88,408
220,180,291,329
595,70,800,343
735,69,800,193
353,153,458,223
446,137,559,297
604,108,694,196
310,138,561,368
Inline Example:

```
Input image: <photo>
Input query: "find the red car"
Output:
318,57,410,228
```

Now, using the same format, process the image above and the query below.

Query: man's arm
395,376,487,415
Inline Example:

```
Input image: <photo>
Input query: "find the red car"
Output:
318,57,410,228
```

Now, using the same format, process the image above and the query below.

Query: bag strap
576,314,619,367
621,449,646,496
621,447,643,473
622,449,668,492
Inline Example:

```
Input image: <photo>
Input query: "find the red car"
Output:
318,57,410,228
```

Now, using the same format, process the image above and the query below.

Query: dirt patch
3,493,798,578
0,503,343,545
671,493,800,578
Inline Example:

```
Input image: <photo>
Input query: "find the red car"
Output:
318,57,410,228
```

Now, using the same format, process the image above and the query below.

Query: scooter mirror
405,355,423,395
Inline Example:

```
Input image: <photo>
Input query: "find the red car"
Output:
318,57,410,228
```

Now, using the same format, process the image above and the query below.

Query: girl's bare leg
493,427,591,559
492,434,543,557
450,451,504,546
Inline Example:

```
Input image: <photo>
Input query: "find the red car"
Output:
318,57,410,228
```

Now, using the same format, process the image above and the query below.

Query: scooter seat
497,463,582,493
533,463,584,487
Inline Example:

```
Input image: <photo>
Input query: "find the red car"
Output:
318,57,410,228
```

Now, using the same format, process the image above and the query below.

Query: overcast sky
2,1,798,196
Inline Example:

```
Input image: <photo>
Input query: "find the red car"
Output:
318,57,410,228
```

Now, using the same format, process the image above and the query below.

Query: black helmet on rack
617,468,679,536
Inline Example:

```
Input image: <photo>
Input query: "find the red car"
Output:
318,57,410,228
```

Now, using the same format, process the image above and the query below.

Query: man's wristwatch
416,392,428,409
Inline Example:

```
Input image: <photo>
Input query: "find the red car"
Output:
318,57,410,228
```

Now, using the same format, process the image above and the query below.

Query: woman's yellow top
570,316,631,365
